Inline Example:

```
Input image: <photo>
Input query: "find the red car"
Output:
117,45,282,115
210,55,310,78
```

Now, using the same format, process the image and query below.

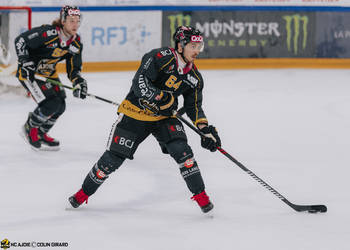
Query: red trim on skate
191,191,210,207
43,133,54,142
75,188,89,204
29,127,39,142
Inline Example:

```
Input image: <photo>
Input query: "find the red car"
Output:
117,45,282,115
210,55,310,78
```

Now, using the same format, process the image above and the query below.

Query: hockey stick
34,75,120,106
174,110,327,213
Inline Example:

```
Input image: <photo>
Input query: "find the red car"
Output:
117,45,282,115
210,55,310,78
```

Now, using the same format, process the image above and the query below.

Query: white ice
1,69,349,250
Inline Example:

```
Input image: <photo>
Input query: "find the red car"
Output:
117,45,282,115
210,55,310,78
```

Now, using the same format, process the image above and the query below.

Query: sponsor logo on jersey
46,43,58,48
68,44,79,54
15,37,27,56
114,135,135,149
169,125,185,133
138,75,155,100
183,74,198,88
160,49,172,56
143,57,152,70
46,29,58,37
28,32,39,40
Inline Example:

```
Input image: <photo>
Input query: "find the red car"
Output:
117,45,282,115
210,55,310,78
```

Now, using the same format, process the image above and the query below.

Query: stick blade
292,204,327,213
307,205,327,213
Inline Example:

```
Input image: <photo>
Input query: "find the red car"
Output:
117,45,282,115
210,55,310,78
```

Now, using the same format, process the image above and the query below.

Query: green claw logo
168,14,191,47
283,14,309,55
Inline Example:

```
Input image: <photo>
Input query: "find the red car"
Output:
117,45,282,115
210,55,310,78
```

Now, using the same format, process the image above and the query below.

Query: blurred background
2,0,350,76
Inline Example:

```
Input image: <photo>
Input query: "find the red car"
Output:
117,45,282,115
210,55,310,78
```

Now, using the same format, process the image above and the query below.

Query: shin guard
82,151,125,196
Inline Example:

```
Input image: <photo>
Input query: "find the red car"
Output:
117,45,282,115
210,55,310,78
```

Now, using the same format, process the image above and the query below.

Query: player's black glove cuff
19,61,35,82
199,125,221,152
73,77,88,99
155,91,177,116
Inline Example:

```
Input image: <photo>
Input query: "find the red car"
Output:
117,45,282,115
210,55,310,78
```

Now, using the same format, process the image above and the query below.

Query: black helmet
172,26,203,51
60,5,81,22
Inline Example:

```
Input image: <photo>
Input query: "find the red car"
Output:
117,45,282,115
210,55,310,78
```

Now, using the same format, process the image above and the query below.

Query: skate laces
75,189,89,204
191,191,210,207
29,127,39,142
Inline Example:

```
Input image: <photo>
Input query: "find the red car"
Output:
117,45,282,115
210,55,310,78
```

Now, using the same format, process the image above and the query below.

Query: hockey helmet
60,5,81,22
173,26,204,52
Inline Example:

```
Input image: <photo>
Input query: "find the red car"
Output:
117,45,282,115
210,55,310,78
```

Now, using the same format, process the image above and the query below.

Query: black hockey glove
73,77,88,99
19,61,35,82
199,125,221,152
155,91,177,116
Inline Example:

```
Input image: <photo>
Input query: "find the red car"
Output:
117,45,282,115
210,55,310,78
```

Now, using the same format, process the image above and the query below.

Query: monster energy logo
168,14,191,47
283,14,309,55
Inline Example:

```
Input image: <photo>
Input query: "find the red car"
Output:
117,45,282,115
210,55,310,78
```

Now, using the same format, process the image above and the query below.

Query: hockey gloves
19,61,35,82
73,77,88,99
199,125,221,152
155,91,177,116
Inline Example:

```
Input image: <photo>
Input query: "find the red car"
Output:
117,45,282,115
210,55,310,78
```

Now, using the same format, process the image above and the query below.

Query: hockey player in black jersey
69,26,221,213
15,5,87,151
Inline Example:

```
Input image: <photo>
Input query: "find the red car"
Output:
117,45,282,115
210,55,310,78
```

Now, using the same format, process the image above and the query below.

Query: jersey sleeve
14,26,48,63
183,72,208,126
66,39,84,83
131,49,163,102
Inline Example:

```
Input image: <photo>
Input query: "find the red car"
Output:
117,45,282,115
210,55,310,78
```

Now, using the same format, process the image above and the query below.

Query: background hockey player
15,5,87,151
69,26,221,213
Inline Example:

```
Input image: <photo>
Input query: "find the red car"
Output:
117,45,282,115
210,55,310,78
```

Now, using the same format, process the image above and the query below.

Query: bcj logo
283,14,309,55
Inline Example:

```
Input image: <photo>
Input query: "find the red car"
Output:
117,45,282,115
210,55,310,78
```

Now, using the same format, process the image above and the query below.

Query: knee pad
83,151,125,196
87,151,125,185
165,139,194,164
54,98,66,118
39,97,65,117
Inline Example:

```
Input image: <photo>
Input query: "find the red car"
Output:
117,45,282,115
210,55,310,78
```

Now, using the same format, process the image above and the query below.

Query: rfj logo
283,14,309,55
168,14,191,47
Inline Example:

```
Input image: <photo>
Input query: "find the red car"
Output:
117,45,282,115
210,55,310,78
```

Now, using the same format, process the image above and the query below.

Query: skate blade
204,209,215,219
40,143,60,151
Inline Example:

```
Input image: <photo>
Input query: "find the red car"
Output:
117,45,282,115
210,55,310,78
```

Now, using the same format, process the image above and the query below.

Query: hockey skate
191,191,214,213
21,122,41,151
38,130,60,151
68,188,89,208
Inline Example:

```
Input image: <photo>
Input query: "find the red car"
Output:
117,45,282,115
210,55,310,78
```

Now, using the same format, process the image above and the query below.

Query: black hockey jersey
14,24,83,82
118,47,208,126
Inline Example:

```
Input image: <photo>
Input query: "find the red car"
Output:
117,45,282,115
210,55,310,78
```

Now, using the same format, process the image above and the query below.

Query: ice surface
1,69,349,250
